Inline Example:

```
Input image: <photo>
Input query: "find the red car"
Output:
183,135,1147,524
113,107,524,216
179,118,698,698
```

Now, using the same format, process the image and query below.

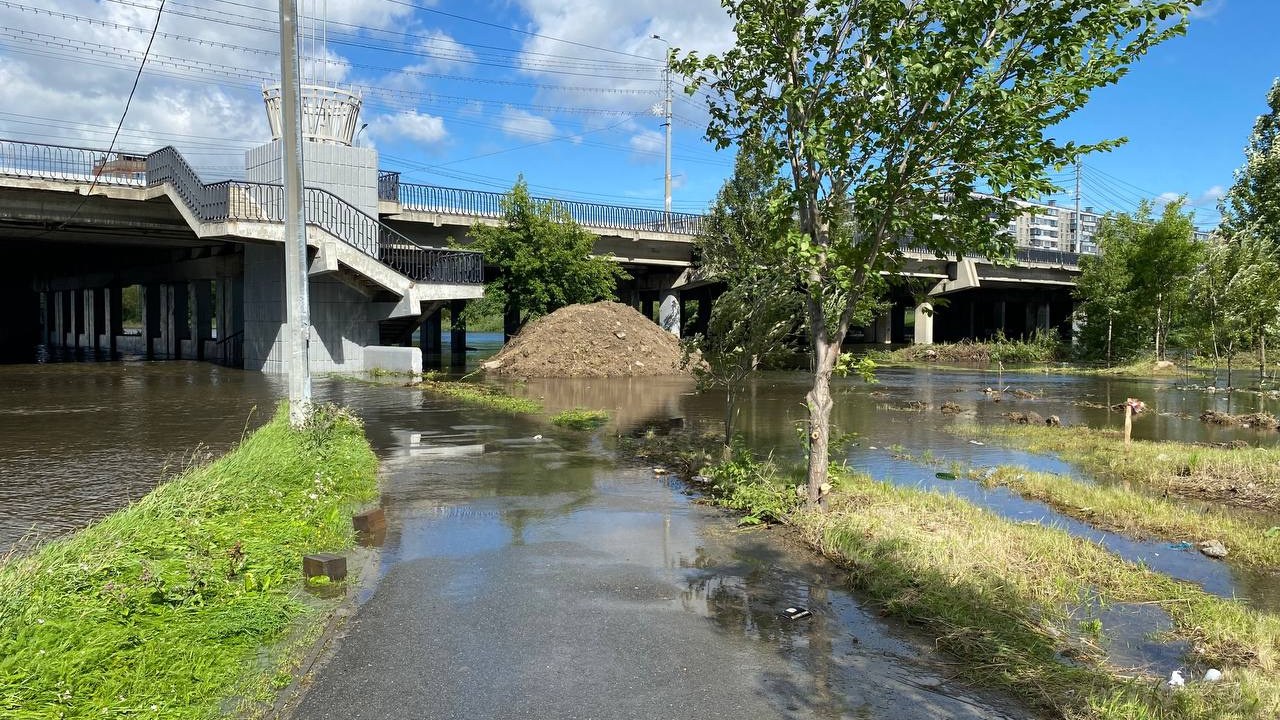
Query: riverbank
627,435,1280,719
952,423,1280,512
0,404,378,718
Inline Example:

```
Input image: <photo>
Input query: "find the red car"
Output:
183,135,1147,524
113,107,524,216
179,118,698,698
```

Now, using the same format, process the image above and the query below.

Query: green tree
462,178,629,337
1073,228,1132,365
674,0,1198,505
687,148,803,445
1127,200,1200,360
1221,234,1280,384
1222,79,1280,244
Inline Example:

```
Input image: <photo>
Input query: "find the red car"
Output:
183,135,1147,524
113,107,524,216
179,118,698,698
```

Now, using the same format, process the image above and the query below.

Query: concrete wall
242,243,393,373
245,141,379,217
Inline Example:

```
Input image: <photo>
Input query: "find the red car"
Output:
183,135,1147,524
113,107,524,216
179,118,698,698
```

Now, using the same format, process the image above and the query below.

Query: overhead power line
27,0,166,240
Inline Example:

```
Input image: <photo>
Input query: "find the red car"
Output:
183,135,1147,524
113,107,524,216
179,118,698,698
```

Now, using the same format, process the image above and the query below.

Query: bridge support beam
215,274,243,366
421,306,442,370
872,311,892,344
193,281,213,361
913,303,934,345
659,289,680,337
71,289,84,351
449,299,467,369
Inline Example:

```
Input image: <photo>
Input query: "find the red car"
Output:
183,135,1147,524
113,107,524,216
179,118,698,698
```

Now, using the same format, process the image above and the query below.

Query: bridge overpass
0,138,1081,370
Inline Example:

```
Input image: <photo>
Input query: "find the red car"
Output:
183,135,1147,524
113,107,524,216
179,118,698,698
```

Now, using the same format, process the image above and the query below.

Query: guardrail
144,146,482,285
0,139,146,186
378,172,707,236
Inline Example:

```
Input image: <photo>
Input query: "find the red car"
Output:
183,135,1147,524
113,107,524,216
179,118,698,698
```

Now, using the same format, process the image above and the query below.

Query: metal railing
897,239,1082,270
380,178,707,236
144,146,482,284
0,139,147,186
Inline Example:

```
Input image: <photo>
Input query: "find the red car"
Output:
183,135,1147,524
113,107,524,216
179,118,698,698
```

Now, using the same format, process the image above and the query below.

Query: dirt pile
482,302,690,378
1199,410,1279,429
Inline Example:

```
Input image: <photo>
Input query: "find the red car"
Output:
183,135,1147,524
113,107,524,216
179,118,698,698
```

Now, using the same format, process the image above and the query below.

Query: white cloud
370,110,448,145
629,129,664,159
500,107,557,140
1190,1,1225,20
1197,185,1226,205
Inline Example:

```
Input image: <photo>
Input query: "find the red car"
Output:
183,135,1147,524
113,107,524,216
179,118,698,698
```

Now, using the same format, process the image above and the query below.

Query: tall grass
870,330,1063,365
953,423,1280,513
0,404,378,719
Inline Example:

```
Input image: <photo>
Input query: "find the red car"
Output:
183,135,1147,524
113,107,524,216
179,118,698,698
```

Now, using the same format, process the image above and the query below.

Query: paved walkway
292,398,1026,720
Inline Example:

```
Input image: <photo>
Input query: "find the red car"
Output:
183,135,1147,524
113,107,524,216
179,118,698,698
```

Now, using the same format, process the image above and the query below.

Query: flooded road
2,357,1278,710
295,391,1026,719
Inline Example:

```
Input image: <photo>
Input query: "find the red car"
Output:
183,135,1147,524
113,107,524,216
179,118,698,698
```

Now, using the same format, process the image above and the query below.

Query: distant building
92,153,147,182
1000,198,1212,256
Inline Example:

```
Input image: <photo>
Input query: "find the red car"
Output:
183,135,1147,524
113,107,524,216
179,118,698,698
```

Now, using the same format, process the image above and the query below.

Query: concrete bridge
0,137,1081,371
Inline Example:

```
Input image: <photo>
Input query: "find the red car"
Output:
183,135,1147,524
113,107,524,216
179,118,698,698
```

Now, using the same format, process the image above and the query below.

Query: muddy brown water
1,359,1277,700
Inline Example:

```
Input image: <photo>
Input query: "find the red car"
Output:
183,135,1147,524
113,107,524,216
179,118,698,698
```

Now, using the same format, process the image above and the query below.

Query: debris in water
782,607,812,621
940,401,962,414
653,467,669,476
1204,669,1223,682
869,446,878,450
935,472,958,480
1168,541,1193,551
1166,670,1186,689
968,440,985,446
1199,540,1229,559
533,434,543,441
691,475,711,484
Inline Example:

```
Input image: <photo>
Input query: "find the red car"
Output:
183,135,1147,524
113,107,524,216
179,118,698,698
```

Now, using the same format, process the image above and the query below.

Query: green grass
950,423,1280,513
624,433,1280,719
798,470,1280,720
413,378,542,414
549,408,610,430
0,404,379,719
971,465,1280,570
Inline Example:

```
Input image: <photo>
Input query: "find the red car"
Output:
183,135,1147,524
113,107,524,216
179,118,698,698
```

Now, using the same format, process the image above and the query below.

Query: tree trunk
724,387,736,449
1106,315,1113,366
805,326,841,510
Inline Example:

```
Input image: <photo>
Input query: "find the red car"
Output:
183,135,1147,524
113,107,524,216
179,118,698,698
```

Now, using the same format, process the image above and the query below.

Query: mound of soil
1200,410,1278,429
482,302,689,378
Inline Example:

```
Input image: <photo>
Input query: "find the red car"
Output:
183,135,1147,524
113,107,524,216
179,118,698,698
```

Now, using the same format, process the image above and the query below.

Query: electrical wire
23,0,166,240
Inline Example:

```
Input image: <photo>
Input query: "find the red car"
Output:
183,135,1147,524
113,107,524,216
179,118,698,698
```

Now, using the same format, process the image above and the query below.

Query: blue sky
1,0,1275,228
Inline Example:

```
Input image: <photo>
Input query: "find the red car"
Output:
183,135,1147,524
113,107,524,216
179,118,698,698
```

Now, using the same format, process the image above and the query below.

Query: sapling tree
686,148,802,445
675,0,1199,505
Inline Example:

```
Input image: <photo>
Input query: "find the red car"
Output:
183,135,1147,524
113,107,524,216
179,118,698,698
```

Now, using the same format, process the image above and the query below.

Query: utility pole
1073,159,1082,254
279,0,311,426
652,35,672,230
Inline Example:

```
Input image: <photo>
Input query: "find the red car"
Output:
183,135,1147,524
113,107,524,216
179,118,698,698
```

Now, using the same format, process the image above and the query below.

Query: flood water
2,354,1278,709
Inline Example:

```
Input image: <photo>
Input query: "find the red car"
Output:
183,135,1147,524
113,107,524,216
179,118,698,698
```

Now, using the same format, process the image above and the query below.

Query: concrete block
352,507,385,533
302,552,347,582
364,345,422,375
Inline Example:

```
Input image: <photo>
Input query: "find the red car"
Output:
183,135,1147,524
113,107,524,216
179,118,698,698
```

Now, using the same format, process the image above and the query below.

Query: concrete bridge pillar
143,283,161,358
421,306,442,369
215,275,243,366
70,289,84,351
193,281,213,361
107,286,122,356
91,288,107,353
913,303,934,345
449,299,467,369
872,311,892,344
42,292,54,347
659,289,680,337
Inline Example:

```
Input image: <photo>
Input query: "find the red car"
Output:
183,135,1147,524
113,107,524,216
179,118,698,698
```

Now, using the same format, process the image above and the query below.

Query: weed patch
0,404,378,719
550,408,610,430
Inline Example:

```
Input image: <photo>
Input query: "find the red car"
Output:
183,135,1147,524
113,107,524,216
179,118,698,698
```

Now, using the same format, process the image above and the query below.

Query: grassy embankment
953,423,1280,514
0,404,379,719
627,434,1280,719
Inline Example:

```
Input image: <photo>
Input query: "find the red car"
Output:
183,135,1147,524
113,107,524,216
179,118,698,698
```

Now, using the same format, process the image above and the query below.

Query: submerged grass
869,331,1063,365
950,423,1280,513
550,408,610,430
626,432,1280,719
412,378,542,414
0,404,379,719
